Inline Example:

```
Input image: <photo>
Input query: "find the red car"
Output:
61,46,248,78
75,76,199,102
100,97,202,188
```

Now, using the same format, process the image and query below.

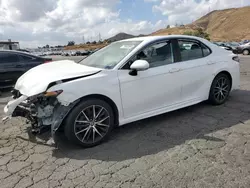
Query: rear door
0,51,23,87
173,38,215,102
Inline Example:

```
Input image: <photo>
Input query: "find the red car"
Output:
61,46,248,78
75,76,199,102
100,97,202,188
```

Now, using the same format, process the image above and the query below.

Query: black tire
208,73,231,105
243,49,250,55
64,98,115,147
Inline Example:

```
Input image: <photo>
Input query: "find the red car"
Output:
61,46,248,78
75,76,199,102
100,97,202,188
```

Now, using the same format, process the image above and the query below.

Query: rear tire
243,49,250,55
64,98,115,147
208,73,231,105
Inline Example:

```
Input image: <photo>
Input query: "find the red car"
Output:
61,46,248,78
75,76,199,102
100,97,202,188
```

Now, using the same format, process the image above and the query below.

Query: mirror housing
129,60,149,76
130,60,149,71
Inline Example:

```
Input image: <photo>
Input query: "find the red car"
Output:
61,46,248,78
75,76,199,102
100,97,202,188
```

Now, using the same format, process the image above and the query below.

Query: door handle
207,61,216,65
169,68,181,73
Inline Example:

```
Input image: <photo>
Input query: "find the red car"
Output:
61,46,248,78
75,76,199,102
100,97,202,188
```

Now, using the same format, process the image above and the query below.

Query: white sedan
4,35,240,147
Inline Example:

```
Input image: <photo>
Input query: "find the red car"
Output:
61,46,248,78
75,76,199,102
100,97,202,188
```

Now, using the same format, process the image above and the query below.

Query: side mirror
129,60,149,76
130,60,149,71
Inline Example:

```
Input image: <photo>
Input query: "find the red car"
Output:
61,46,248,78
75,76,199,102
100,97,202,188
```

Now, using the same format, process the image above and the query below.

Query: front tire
64,99,115,147
208,73,231,105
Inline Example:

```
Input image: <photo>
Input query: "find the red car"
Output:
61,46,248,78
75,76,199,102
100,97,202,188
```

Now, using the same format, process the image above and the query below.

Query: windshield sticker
120,45,135,49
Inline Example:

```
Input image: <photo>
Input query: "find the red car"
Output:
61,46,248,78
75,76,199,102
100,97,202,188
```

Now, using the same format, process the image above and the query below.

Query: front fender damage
49,100,79,146
3,94,79,147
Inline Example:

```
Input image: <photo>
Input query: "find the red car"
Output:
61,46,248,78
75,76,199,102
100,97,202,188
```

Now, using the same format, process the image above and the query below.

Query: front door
118,40,182,119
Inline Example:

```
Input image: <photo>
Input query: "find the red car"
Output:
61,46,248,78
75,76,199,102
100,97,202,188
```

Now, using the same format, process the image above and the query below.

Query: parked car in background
212,42,240,52
62,51,70,56
226,42,240,50
235,42,250,55
70,51,77,56
75,51,82,56
4,35,240,147
0,50,52,88
80,50,91,56
218,43,233,51
241,40,250,44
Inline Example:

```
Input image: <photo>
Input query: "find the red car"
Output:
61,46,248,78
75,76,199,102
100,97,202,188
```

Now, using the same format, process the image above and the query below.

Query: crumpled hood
15,60,101,96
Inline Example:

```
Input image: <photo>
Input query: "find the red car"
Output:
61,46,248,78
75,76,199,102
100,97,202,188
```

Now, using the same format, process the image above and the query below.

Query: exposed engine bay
5,89,78,145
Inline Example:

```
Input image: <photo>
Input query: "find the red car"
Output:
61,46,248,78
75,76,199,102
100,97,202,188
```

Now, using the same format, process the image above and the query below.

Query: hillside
106,33,147,42
152,6,250,42
65,33,145,50
107,33,135,42
65,6,250,50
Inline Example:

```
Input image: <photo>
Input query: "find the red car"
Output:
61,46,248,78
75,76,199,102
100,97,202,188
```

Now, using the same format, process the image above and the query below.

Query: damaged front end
4,89,78,146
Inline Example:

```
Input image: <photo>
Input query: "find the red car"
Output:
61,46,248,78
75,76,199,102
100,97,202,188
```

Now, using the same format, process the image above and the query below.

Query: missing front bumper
3,95,79,147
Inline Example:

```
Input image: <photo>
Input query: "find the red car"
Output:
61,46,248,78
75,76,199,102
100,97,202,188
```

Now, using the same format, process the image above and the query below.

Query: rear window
201,44,211,57
0,52,20,63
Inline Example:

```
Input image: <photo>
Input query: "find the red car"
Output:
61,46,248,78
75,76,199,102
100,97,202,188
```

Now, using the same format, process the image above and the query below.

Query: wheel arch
77,94,120,126
243,48,250,54
214,70,232,90
57,93,120,133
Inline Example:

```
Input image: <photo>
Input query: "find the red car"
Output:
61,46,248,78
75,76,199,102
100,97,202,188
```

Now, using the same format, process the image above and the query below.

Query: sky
0,0,249,48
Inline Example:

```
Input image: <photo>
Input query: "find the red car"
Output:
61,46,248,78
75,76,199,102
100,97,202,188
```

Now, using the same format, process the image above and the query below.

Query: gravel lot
0,56,250,188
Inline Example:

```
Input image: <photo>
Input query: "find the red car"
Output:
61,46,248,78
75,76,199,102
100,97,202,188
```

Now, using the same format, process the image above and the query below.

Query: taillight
232,56,240,62
44,60,52,63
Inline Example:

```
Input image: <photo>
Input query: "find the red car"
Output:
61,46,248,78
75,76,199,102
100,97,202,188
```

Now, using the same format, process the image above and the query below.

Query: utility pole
98,33,102,42
8,39,12,50
82,36,85,44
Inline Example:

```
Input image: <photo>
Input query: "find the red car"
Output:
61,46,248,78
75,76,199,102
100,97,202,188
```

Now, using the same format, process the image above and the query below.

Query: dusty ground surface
0,56,250,188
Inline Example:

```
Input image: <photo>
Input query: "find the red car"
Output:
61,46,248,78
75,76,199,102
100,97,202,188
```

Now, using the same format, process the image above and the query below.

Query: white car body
4,35,240,143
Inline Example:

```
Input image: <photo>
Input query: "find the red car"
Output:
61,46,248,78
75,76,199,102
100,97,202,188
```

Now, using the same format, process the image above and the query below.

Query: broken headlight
44,90,63,97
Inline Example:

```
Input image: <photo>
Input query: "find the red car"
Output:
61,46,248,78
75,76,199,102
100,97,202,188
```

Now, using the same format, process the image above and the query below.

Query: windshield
79,41,142,69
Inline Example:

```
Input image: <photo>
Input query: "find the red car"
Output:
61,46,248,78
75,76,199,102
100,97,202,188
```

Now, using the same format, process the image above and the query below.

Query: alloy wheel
74,105,110,144
213,77,230,102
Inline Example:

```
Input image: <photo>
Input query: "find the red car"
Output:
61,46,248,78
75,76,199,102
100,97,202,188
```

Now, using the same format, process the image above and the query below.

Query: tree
92,41,97,44
86,41,90,44
183,28,210,41
67,41,75,46
166,25,170,29
45,44,49,48
183,31,193,36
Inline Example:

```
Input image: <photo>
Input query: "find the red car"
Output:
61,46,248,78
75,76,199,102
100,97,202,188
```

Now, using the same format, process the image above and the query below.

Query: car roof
0,50,43,58
120,35,207,43
0,50,35,56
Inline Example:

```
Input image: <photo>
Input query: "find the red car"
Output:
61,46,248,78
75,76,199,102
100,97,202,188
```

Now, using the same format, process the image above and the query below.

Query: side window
121,41,174,69
178,40,203,61
0,52,20,63
137,41,173,68
201,44,211,57
19,55,34,61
